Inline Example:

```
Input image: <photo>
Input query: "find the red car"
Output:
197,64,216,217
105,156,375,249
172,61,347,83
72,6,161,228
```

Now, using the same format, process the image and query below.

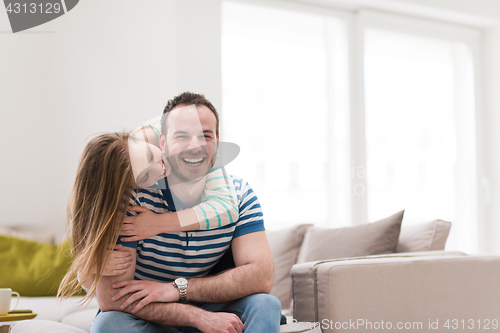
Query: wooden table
0,312,37,322
0,312,37,332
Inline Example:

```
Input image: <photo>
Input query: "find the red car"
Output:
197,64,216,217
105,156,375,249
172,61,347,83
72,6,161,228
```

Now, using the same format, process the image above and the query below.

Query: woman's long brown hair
58,132,135,303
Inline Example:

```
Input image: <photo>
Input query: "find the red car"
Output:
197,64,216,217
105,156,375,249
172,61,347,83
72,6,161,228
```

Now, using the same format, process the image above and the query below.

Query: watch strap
173,279,188,302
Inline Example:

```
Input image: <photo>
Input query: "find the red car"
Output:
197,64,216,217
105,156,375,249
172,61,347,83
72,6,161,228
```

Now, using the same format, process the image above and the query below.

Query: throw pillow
297,210,404,263
266,224,312,310
396,219,451,252
0,235,75,296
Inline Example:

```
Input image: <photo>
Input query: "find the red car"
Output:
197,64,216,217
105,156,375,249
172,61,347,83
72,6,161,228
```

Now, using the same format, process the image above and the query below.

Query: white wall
0,0,221,228
175,1,222,110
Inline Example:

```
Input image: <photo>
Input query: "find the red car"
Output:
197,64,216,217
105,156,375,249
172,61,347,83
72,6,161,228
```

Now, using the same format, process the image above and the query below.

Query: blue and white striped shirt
122,176,265,283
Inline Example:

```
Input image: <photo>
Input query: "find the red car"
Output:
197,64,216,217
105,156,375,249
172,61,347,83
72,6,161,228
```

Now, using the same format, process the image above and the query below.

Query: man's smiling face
161,104,218,183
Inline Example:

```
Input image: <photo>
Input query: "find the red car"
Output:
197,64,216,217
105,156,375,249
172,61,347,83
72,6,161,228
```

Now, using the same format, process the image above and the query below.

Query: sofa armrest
291,251,466,323
292,253,500,332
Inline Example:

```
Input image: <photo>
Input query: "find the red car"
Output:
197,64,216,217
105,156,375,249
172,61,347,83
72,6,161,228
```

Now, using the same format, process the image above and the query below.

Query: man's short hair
161,92,219,137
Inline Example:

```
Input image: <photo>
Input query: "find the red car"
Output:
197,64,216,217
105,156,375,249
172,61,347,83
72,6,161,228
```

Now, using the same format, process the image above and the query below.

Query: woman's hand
120,206,163,242
99,245,133,276
111,280,179,313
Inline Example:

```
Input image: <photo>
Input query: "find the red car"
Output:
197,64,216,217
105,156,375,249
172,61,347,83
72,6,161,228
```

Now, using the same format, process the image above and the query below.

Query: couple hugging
57,92,282,332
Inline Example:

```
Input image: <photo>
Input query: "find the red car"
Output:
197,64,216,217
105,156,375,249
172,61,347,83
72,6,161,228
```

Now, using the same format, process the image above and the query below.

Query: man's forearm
127,298,245,332
124,299,201,327
186,231,274,303
98,273,205,327
187,256,274,303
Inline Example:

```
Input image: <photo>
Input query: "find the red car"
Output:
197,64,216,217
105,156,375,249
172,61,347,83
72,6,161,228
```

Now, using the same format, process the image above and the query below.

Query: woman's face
129,138,169,188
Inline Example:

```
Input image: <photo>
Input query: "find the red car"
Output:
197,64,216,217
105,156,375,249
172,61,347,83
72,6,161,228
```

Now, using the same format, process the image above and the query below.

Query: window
222,1,481,253
222,1,350,229
364,27,478,252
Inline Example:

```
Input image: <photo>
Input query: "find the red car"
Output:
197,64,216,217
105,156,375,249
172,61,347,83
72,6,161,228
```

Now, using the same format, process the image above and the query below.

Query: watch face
175,278,188,287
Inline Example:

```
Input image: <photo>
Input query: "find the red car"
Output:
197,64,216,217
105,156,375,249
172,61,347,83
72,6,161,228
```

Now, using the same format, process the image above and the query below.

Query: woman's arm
95,245,137,312
79,244,133,292
119,167,239,242
185,167,238,230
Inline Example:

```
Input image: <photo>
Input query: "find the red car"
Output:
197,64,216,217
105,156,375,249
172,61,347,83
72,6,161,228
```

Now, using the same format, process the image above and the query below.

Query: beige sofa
291,252,500,332
3,211,498,332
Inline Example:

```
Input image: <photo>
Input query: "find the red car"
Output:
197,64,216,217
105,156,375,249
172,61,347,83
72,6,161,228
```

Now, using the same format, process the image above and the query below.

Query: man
91,92,281,333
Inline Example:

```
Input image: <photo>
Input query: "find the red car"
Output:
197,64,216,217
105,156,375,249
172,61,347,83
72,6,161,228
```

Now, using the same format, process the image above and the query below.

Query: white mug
0,288,20,315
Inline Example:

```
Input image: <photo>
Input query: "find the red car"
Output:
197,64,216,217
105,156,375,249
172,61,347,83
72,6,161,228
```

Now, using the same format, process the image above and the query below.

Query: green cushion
0,234,75,296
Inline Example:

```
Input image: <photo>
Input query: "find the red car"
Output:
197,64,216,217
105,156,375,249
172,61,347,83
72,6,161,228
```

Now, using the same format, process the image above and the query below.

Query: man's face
161,104,218,183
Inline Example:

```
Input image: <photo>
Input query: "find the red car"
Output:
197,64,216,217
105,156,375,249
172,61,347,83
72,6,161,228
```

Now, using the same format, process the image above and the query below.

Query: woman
58,132,238,303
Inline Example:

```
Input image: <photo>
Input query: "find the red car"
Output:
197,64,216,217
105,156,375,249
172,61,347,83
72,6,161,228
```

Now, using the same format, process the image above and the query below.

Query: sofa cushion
397,219,451,252
297,210,404,263
15,296,98,323
267,224,312,310
0,235,75,296
61,308,99,332
10,320,87,333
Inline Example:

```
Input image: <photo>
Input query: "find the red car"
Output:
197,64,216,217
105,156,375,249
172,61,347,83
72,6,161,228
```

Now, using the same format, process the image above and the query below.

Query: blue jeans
90,293,282,333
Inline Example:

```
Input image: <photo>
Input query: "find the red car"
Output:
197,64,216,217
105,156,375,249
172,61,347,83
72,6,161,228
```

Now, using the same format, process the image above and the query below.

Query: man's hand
120,206,163,242
111,280,179,313
197,312,244,333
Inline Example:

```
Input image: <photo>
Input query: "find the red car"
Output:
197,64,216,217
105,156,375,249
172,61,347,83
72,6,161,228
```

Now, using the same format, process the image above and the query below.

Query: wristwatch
173,278,188,302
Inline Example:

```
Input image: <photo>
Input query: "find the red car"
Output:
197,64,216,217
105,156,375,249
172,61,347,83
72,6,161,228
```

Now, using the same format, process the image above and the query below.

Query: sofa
1,210,499,332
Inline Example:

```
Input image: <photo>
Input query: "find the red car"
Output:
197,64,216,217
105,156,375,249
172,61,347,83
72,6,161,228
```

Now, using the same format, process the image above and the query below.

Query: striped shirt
123,175,264,283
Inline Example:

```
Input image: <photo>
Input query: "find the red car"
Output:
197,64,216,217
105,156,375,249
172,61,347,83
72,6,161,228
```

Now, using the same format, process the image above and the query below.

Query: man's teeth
183,157,203,164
